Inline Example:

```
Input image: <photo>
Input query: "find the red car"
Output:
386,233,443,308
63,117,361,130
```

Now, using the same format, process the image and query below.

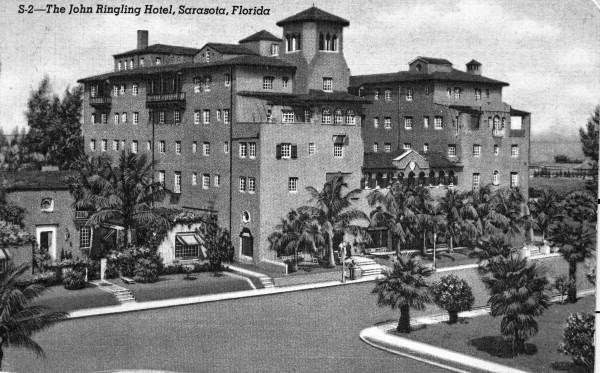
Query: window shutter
291,144,298,159
276,144,282,159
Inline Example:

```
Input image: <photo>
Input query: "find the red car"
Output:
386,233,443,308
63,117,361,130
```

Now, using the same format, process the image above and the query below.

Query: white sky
0,0,599,140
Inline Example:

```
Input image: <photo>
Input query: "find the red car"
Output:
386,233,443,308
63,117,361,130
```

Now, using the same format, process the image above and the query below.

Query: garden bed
33,284,119,313
402,295,594,373
113,272,253,302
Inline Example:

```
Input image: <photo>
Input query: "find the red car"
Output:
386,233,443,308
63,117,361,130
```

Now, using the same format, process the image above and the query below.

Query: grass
404,295,594,373
530,177,588,195
33,283,119,312
113,272,253,302
372,248,479,270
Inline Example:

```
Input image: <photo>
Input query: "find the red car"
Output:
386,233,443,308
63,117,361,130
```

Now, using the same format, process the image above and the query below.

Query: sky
0,0,599,141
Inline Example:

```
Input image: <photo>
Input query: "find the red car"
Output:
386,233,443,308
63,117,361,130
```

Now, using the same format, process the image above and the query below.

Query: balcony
492,129,504,137
89,96,111,108
146,92,186,108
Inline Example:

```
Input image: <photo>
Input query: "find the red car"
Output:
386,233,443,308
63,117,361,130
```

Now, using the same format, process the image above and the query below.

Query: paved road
4,282,448,373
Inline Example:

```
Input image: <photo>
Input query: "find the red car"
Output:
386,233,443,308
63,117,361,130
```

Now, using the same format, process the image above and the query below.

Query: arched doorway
407,172,415,186
438,170,446,185
449,170,456,186
239,228,253,258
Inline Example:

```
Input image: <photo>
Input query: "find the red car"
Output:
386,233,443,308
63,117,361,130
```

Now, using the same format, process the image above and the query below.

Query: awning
332,135,348,145
0,248,11,260
176,234,201,246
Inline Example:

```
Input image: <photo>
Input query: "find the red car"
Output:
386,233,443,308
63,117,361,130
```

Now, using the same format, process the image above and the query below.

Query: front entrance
36,225,57,260
240,228,253,258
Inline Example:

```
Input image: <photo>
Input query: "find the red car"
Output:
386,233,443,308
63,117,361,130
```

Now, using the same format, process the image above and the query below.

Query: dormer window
322,77,333,92
270,44,279,56
334,109,343,124
453,88,462,100
416,63,422,72
345,110,355,125
40,198,54,212
117,61,122,71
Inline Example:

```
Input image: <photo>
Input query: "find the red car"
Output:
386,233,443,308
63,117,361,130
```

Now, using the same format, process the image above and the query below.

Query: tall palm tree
372,254,433,333
528,189,559,243
69,151,170,247
302,177,369,267
486,188,526,240
0,264,68,368
481,255,550,354
440,189,463,252
268,209,325,265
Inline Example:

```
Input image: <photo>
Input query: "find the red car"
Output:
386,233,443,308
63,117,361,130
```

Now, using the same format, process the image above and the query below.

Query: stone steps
345,256,384,277
92,281,136,303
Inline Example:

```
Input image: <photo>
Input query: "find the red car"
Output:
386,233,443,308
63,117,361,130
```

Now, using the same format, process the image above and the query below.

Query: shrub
161,262,207,275
16,271,59,288
554,275,572,304
430,274,475,323
133,258,161,283
117,246,163,279
559,312,594,372
62,269,87,290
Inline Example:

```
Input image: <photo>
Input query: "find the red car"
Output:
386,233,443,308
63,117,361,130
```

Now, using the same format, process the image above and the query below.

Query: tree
440,189,463,252
579,106,599,163
549,191,596,303
268,209,325,267
430,274,475,324
528,189,559,243
0,264,68,368
201,216,234,273
69,151,169,247
302,177,369,267
0,189,26,226
372,254,433,333
472,233,515,268
481,255,550,355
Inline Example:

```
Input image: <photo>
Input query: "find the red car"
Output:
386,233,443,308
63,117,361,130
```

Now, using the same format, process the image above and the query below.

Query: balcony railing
146,92,186,103
492,129,504,137
89,96,112,107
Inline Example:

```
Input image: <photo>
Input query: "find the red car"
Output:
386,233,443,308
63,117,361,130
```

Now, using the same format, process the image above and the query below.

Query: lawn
530,177,588,195
372,248,479,270
33,284,119,313
113,272,253,302
405,295,594,373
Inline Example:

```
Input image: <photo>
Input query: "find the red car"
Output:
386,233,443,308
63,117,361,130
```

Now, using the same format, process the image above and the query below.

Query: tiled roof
78,55,295,83
113,44,200,58
239,30,282,43
349,68,509,87
510,107,530,116
203,43,258,55
363,151,461,170
0,171,76,191
466,59,482,66
276,6,350,27
413,57,452,65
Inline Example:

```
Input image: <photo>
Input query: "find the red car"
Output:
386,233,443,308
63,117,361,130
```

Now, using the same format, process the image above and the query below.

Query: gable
392,150,430,171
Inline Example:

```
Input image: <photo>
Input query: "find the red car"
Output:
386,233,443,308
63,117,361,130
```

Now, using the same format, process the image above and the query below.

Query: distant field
529,177,588,195
530,141,584,163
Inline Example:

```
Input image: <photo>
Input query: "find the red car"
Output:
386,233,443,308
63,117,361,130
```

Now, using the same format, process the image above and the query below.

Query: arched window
492,170,499,185
334,109,343,124
358,86,364,97
345,110,355,125
291,35,297,51
325,34,331,50
501,117,506,129
319,33,325,50
332,35,338,51
285,34,292,52
429,170,436,185
493,116,502,136
322,109,332,124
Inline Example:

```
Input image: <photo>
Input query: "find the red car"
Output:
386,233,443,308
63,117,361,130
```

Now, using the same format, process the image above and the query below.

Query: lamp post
340,242,346,283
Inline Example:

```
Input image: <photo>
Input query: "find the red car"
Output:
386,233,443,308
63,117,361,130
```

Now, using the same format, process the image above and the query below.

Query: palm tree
440,189,462,252
528,189,559,243
69,151,170,247
372,254,433,333
268,210,325,267
481,255,550,354
486,188,526,241
0,264,68,368
302,177,369,267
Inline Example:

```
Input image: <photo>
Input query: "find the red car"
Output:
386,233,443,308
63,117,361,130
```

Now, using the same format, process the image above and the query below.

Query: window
223,109,230,124
224,74,231,87
511,145,519,157
404,117,413,130
40,198,54,212
174,111,180,124
403,143,412,150
384,90,392,101
282,77,289,88
322,109,332,124
288,177,298,192
472,173,480,189
204,76,211,92
117,61,122,71
90,85,98,98
308,142,316,155
384,117,391,129
447,87,452,97
194,78,201,93
270,43,279,56
140,58,145,67
239,177,247,192
113,140,119,151
249,142,256,158
473,144,481,157
224,141,229,154
423,143,429,153
239,142,247,158
203,110,210,125
345,110,355,125
192,142,197,153
334,109,343,124
91,113,97,124
114,113,119,124
333,144,343,158
280,143,292,159
304,110,311,123
159,141,165,153
510,172,519,188
101,113,107,124
384,143,391,152
131,140,138,154
263,76,274,90
423,117,429,128
282,110,295,123
175,141,181,154
113,86,118,97
101,139,107,152
405,88,413,101
129,59,133,69
241,211,251,223
132,84,138,96
475,88,481,101
373,117,379,128
248,177,256,193
159,111,165,124
192,173,198,186
121,113,127,124
79,226,91,248
214,175,220,187
194,111,201,125
454,88,461,99
202,174,210,189
434,116,443,129
120,85,125,95
174,233,201,259
203,142,210,156
425,86,430,95
216,110,221,121
494,144,499,156
374,90,380,100
120,140,125,150
373,143,379,152
322,77,333,92
90,139,96,151
448,144,456,157
133,112,139,125
493,116,502,135
155,57,161,65
174,172,181,193
158,170,165,186
492,171,499,186
146,141,152,152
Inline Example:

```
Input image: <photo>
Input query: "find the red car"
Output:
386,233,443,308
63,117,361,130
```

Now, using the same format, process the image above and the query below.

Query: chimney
137,30,148,50
466,59,482,75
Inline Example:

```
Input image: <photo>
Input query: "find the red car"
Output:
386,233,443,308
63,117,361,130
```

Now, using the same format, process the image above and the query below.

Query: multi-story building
350,57,530,196
79,7,365,270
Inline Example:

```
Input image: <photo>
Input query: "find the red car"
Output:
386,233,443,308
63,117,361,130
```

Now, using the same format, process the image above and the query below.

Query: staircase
346,256,383,278
93,281,136,303
259,276,275,288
